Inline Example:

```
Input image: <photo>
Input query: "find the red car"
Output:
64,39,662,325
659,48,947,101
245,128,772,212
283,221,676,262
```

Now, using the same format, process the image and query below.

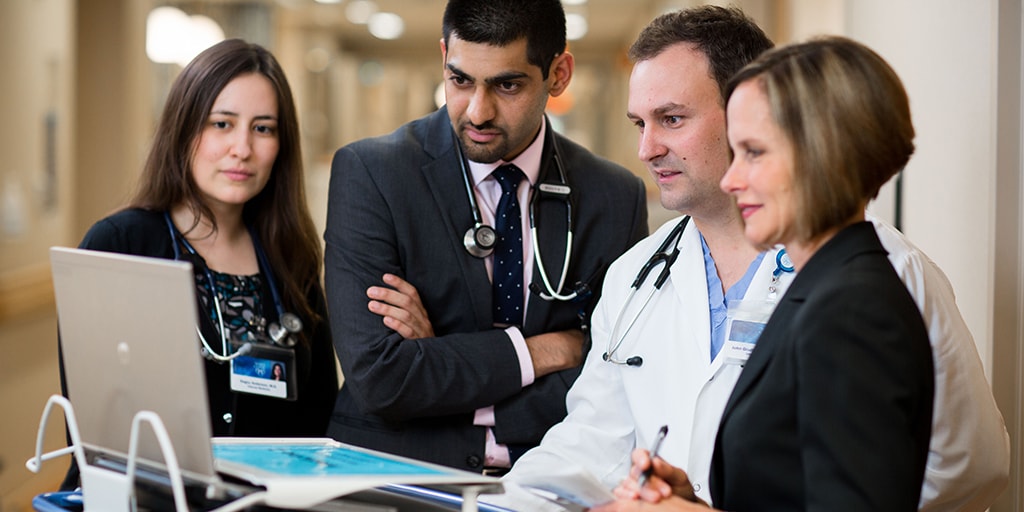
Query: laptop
49,247,505,510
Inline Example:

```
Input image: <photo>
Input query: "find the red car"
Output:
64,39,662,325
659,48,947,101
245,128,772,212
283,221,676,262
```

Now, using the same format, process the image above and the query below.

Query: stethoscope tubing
604,216,690,365
456,117,579,301
163,212,288,361
604,283,660,364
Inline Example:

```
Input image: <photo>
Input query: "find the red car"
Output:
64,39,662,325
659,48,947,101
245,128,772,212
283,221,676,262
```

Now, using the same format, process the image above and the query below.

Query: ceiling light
566,13,588,40
146,6,224,66
345,0,378,24
368,12,404,40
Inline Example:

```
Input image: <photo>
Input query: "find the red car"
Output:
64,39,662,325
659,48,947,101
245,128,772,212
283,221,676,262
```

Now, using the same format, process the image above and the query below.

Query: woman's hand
612,448,709,505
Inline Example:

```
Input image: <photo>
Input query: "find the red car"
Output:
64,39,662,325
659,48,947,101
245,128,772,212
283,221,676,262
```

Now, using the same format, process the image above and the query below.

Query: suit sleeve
491,168,648,448
324,145,524,421
796,276,933,511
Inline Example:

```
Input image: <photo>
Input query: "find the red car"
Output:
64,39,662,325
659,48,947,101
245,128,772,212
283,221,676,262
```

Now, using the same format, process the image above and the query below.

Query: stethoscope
601,217,796,367
603,216,690,367
163,212,302,362
458,117,589,301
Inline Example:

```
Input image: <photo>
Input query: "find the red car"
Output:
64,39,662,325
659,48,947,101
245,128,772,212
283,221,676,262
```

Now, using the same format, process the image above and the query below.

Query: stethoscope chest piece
163,212,303,360
454,117,580,301
463,223,497,258
268,312,303,348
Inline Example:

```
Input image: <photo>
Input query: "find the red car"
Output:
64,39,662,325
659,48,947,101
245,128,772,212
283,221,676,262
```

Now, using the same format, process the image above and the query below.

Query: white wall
844,0,998,373
842,1,1023,509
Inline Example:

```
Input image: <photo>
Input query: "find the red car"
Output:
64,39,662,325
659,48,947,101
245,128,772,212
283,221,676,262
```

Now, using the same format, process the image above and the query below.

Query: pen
637,425,668,489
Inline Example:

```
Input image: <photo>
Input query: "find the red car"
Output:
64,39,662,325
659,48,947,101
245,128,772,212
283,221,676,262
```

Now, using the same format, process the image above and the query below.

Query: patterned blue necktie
491,164,525,327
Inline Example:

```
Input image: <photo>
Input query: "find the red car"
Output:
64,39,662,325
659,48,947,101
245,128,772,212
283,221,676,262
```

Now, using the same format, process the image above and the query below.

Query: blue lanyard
163,212,286,320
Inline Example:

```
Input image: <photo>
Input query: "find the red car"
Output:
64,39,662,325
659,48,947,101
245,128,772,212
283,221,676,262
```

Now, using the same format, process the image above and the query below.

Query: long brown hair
130,38,324,337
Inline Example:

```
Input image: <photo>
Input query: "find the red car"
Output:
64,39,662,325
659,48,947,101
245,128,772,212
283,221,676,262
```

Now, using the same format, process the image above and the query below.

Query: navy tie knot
491,164,525,327
492,164,524,195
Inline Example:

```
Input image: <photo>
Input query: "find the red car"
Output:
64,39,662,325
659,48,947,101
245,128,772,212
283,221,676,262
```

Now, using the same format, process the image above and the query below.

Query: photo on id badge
229,342,297,400
723,300,773,364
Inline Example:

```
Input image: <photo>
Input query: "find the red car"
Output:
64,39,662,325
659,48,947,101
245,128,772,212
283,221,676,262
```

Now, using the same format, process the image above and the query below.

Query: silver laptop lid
50,246,218,483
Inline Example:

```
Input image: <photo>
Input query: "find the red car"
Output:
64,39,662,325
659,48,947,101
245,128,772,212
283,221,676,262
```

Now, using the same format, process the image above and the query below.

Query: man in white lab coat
496,6,1009,511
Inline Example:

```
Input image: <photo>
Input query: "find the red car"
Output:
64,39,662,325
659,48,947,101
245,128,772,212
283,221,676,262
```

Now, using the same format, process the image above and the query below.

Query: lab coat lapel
420,119,494,330
717,256,798,426
669,220,714,366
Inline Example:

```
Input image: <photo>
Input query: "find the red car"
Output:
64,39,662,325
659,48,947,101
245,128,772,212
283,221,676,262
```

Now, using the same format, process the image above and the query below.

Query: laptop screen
50,246,219,483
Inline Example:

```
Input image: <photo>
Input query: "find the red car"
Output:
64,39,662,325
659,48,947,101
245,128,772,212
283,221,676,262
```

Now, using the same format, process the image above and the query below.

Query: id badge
229,341,298,401
722,300,776,364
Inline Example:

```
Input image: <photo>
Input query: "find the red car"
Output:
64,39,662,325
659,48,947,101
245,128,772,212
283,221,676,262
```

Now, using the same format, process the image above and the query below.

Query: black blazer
324,107,648,471
59,208,339,490
71,208,338,437
709,222,933,511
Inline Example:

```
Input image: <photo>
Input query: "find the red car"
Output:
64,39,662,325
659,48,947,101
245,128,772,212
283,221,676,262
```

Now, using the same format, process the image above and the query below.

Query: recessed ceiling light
566,13,588,40
368,12,404,40
345,0,378,24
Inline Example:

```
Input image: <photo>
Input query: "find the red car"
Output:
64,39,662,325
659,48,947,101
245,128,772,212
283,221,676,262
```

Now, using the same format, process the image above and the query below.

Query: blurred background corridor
1,1,1021,510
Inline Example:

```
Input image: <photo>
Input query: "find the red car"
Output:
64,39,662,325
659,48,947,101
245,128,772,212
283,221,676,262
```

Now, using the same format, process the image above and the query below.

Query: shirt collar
466,119,546,188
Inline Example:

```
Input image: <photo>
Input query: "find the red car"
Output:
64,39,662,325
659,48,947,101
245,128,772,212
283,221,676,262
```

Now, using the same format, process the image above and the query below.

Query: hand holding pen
637,425,669,489
609,425,710,507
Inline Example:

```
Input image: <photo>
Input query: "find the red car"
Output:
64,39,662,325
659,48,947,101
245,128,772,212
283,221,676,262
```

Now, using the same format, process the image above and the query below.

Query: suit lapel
419,109,493,329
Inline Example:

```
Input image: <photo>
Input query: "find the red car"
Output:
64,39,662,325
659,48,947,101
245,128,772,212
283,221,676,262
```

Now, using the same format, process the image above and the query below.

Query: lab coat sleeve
881,233,1010,512
490,171,649,448
501,254,640,498
324,144,523,421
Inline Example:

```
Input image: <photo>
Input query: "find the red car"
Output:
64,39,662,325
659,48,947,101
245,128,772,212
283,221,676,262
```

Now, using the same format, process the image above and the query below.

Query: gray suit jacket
324,107,648,471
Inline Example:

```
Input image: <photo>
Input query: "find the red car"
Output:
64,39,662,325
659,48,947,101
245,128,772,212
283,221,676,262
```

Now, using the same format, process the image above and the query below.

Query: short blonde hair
725,36,915,242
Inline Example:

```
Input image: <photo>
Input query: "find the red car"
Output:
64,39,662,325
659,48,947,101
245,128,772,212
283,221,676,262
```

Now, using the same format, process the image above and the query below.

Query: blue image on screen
729,320,765,344
213,444,450,477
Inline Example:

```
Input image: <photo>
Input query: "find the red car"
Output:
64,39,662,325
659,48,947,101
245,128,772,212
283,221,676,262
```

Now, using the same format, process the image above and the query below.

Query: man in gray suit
323,0,648,474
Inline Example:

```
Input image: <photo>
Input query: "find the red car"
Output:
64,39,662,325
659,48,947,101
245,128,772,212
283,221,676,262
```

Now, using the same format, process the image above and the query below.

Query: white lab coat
869,216,1009,512
502,216,792,507
497,215,1009,511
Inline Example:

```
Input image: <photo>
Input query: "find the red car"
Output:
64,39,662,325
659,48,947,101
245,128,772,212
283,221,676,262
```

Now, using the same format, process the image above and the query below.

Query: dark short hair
726,36,916,242
442,0,566,80
628,6,773,101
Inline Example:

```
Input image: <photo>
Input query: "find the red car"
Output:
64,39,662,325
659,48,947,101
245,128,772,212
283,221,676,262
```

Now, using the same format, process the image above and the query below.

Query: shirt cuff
472,408,511,467
474,406,496,426
483,426,511,468
506,326,535,387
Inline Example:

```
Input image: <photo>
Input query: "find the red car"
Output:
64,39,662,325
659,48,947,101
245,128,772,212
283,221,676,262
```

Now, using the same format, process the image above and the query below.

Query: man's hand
367,273,435,339
524,329,585,377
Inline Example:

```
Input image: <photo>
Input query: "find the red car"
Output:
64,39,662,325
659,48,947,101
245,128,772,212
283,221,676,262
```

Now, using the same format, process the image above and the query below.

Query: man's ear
440,38,447,65
548,52,574,97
